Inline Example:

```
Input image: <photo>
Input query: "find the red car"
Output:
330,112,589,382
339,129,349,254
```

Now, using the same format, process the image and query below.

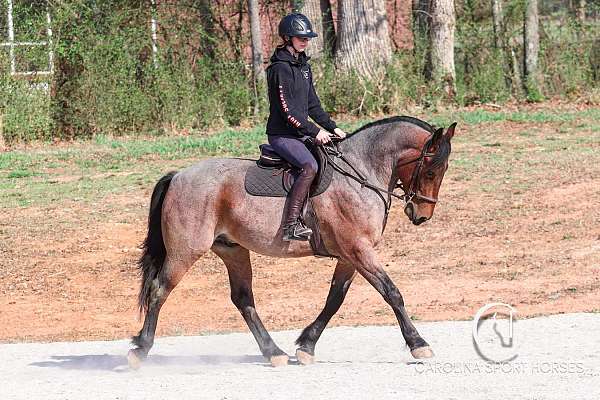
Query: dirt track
3,313,599,399
1,104,599,343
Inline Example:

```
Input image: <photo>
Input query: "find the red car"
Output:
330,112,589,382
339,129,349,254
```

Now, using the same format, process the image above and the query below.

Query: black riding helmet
278,13,318,39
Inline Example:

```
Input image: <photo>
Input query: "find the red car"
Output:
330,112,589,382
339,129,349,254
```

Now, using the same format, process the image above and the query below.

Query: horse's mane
351,116,436,136
348,115,449,169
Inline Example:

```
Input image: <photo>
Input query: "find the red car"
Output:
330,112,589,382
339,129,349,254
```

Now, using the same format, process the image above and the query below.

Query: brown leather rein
321,134,438,226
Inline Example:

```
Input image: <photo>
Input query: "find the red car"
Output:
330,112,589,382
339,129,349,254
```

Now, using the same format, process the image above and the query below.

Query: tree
577,0,586,23
412,0,432,80
335,0,392,78
0,114,5,151
413,0,430,39
196,0,216,59
248,0,265,115
429,0,456,99
523,0,541,99
491,0,522,96
491,0,504,50
293,0,336,58
51,5,88,138
508,35,524,97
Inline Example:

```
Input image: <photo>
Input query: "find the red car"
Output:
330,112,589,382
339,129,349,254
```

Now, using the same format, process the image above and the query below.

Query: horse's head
396,123,456,225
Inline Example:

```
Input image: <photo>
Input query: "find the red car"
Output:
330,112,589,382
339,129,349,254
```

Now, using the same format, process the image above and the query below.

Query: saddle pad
244,162,333,197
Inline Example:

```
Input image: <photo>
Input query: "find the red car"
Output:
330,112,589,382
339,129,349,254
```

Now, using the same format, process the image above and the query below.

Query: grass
427,107,600,127
0,106,598,209
7,169,39,179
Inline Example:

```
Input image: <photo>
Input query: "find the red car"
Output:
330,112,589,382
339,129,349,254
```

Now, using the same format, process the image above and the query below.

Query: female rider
266,13,346,241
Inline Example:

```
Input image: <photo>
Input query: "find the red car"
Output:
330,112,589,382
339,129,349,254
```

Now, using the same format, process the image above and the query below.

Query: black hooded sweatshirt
265,47,337,138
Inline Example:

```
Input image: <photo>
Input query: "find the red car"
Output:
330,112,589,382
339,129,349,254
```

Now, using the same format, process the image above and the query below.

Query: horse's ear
445,122,457,140
426,127,444,153
430,127,444,147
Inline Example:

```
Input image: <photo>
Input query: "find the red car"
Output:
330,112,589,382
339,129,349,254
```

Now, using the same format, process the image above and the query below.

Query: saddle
244,142,333,198
244,140,335,258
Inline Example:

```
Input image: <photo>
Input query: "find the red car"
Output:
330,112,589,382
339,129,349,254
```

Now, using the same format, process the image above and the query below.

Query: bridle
321,132,439,230
394,134,438,205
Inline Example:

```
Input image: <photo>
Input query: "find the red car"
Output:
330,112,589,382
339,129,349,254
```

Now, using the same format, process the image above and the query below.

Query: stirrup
283,221,313,241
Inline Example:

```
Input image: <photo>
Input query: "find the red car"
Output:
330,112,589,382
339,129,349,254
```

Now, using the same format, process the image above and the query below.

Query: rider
266,13,347,242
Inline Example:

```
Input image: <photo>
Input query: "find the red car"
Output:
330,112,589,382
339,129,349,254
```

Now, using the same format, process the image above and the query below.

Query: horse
128,116,457,368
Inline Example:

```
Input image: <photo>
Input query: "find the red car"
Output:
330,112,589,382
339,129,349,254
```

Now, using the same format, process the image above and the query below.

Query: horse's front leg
348,242,434,359
295,260,356,364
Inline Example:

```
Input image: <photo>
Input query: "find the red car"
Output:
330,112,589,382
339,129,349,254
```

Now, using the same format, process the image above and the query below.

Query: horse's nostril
404,202,415,220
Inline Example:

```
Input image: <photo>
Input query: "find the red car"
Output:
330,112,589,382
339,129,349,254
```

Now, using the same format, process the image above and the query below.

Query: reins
319,134,437,230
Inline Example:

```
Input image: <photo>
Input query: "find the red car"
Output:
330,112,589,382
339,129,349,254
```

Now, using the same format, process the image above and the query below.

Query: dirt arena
1,103,599,343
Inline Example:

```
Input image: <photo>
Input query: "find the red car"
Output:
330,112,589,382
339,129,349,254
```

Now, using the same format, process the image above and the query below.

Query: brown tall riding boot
282,172,314,241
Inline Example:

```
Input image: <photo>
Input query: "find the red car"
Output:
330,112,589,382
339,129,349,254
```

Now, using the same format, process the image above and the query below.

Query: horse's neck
338,129,402,190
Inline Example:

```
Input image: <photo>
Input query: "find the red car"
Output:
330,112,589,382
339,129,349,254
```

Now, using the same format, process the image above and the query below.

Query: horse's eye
426,170,435,179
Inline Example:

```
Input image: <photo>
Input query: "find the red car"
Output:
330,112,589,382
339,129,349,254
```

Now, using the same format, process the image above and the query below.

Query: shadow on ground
30,354,267,371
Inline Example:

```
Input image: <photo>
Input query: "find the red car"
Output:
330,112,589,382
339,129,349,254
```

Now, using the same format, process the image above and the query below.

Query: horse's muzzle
413,216,429,225
404,201,429,225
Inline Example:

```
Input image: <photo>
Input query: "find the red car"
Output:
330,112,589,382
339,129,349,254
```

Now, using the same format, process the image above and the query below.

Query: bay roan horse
128,116,456,368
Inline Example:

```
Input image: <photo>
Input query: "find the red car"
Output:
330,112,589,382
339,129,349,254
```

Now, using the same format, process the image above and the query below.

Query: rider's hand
333,127,347,139
315,129,332,144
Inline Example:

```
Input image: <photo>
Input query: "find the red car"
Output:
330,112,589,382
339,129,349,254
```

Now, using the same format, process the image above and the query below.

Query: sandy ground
2,313,599,399
1,105,599,343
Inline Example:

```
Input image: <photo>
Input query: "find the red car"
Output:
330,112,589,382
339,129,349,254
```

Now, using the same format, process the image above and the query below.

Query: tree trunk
591,38,600,82
578,0,586,23
429,0,456,99
523,0,541,97
509,35,523,96
335,0,392,78
413,0,430,37
248,0,265,115
412,0,432,78
295,0,323,58
0,114,5,151
51,8,87,139
491,0,504,49
492,0,518,94
320,0,336,56
294,0,335,58
196,0,216,59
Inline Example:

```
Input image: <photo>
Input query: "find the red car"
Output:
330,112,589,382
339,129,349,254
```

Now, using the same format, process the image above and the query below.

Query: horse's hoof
127,349,143,370
411,346,434,359
270,354,289,367
296,349,315,365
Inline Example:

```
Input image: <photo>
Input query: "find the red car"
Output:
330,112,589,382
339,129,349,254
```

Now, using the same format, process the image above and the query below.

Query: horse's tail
137,171,177,316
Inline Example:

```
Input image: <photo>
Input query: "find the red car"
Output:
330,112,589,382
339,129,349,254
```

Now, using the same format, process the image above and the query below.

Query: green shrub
0,68,52,141
1,0,598,143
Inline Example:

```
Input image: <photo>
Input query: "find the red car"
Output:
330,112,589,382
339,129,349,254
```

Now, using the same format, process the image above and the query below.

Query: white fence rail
2,0,54,77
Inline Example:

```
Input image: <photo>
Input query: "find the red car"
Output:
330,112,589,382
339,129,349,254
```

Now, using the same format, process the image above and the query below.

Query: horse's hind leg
295,261,356,364
128,255,194,368
212,238,289,367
